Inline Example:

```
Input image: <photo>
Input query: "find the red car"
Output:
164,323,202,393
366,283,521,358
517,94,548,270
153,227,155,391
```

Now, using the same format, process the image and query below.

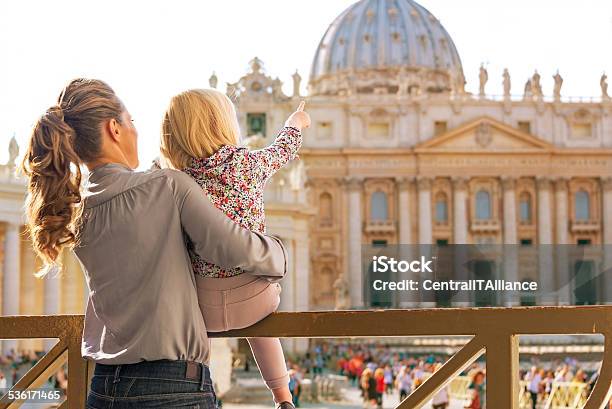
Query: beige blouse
73,162,287,365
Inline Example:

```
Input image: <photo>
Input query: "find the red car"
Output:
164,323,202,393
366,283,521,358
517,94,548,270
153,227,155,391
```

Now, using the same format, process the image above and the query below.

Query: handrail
0,306,610,409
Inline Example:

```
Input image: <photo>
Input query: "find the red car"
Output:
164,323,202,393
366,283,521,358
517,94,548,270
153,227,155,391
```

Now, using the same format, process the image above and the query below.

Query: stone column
602,177,612,305
452,177,469,244
502,177,517,245
536,177,554,304
501,177,518,305
417,177,433,244
396,177,414,245
3,223,21,355
554,178,571,304
555,179,569,245
396,177,419,307
346,177,363,308
417,177,433,307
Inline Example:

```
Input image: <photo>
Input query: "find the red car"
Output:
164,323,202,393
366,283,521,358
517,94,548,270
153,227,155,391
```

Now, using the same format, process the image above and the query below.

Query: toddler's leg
247,337,292,404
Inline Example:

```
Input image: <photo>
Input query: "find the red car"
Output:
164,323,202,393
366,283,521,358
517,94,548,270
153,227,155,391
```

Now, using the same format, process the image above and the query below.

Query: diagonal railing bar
399,335,485,408
0,338,67,409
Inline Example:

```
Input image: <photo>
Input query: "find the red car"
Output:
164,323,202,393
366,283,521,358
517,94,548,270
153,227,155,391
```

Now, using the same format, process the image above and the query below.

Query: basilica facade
0,0,611,354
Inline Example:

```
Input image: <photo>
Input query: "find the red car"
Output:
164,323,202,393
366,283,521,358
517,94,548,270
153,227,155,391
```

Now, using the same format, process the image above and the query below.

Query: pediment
415,116,554,152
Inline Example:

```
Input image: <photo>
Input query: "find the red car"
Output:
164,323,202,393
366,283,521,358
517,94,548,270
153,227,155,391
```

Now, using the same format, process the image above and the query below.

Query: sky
0,0,611,167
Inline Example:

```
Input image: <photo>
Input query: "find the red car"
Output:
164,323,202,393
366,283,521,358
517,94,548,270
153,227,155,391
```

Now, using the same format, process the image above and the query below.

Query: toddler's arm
244,101,310,183
245,126,302,183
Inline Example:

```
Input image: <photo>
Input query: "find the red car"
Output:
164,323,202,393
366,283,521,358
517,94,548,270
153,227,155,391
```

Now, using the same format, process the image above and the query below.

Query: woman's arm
245,126,302,183
168,169,287,278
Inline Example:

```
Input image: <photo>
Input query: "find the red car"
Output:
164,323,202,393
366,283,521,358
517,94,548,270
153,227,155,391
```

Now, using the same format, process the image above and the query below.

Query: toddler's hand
284,101,311,131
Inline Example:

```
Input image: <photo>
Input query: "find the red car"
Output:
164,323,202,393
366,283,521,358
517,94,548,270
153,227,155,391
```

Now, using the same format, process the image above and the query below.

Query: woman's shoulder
143,167,202,197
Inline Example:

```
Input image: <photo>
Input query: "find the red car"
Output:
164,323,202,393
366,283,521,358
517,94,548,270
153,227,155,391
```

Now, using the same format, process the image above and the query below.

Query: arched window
519,192,532,223
575,190,590,221
370,191,388,220
319,192,333,224
475,190,491,220
435,192,448,223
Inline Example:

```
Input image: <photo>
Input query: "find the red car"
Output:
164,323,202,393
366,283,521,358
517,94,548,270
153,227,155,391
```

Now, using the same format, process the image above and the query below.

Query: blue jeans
86,359,218,409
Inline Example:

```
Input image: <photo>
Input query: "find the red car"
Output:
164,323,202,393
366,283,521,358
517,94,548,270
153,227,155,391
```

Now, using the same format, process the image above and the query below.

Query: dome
309,0,464,96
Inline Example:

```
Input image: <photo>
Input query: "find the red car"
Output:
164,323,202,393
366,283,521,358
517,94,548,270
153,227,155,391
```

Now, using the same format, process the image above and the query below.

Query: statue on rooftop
601,73,609,100
8,134,18,167
502,68,511,98
553,71,563,101
478,63,488,97
531,70,543,97
292,70,301,97
209,72,218,89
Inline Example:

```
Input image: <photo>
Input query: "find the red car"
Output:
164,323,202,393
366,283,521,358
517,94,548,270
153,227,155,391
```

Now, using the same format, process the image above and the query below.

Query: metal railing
0,306,610,409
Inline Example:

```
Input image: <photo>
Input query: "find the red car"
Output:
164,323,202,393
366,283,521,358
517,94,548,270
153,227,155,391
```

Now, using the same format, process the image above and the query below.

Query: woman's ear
107,118,122,143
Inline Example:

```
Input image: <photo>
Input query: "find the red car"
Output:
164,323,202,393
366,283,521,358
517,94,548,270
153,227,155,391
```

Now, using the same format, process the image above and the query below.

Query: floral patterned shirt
182,126,302,278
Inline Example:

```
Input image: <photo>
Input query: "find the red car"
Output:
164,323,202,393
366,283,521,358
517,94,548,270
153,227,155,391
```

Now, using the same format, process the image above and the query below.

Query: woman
465,371,486,409
19,78,288,408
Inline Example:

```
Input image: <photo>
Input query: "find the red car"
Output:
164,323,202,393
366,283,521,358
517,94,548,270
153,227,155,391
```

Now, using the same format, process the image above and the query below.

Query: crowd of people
284,341,609,409
522,359,603,409
0,348,67,392
285,342,486,408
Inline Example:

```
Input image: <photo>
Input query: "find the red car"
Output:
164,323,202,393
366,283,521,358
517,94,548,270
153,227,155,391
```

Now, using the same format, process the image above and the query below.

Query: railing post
67,330,89,409
485,333,520,409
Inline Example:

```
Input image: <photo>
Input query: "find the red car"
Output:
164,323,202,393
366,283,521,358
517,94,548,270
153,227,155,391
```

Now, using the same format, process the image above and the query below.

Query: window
577,239,591,246
436,239,449,246
434,121,448,136
317,121,333,139
372,240,388,247
520,239,533,246
518,121,531,134
367,122,390,137
370,191,388,220
519,192,532,223
435,193,448,223
475,190,491,220
247,113,266,136
574,191,590,221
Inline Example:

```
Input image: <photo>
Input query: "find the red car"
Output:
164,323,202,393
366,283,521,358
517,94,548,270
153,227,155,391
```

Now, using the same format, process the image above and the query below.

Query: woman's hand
284,101,311,131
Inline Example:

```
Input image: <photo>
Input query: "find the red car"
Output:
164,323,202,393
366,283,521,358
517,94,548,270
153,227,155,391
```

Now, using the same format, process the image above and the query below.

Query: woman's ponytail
19,78,123,277
20,105,83,276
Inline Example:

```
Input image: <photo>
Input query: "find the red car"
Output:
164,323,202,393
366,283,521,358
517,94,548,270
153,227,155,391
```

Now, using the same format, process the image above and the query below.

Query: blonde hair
160,88,241,169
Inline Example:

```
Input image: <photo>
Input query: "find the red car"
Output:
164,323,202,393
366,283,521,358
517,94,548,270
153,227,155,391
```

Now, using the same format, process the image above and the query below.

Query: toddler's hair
160,88,241,169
